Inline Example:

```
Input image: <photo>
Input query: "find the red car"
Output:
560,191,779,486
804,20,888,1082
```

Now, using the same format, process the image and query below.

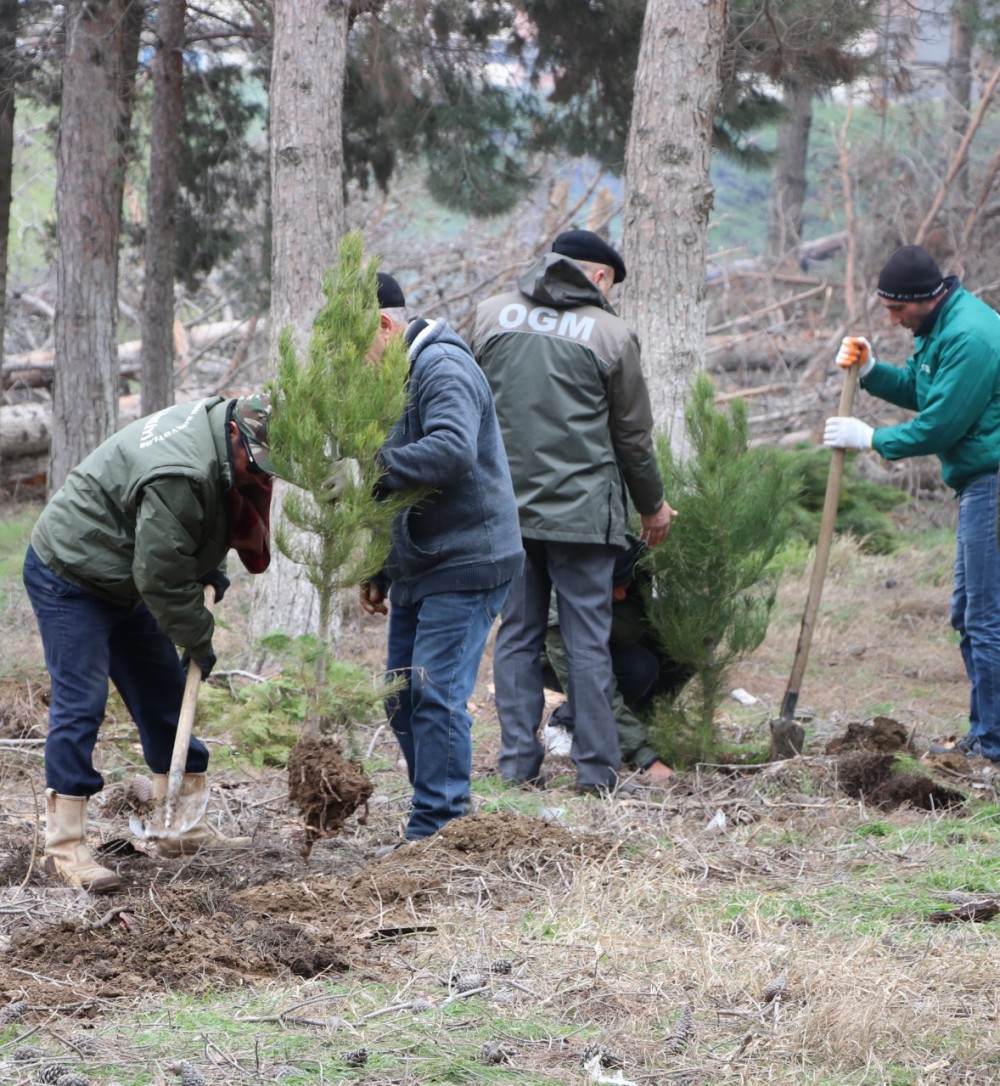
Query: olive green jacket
471,253,664,546
31,398,236,658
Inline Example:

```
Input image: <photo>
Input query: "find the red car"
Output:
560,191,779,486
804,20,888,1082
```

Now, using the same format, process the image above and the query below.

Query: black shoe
574,778,641,798
927,736,977,757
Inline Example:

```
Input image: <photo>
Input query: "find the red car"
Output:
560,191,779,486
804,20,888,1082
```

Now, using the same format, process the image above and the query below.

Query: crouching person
23,394,278,892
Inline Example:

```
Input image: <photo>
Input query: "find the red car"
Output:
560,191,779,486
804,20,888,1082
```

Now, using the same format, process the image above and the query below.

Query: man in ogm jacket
825,244,1000,765
23,394,276,892
472,230,674,794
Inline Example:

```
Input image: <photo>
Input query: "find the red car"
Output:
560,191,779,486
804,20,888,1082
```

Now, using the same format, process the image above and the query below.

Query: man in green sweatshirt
824,245,1000,765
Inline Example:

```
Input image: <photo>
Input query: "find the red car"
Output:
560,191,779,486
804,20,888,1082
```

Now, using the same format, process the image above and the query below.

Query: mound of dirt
286,735,374,858
824,716,912,755
2,887,352,1008
836,752,966,811
342,810,615,909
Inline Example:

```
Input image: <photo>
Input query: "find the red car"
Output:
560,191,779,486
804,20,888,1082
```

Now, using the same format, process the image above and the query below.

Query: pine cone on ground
168,1060,208,1086
478,1042,511,1065
665,1006,695,1054
342,1048,368,1068
762,972,787,1003
56,1073,91,1086
580,1043,622,1070
453,972,485,993
490,958,512,975
1,1000,27,1024
410,998,434,1013
37,1066,66,1084
14,1046,45,1062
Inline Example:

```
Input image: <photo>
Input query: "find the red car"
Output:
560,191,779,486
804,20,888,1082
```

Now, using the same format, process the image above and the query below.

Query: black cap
552,229,627,284
876,245,945,301
377,271,406,309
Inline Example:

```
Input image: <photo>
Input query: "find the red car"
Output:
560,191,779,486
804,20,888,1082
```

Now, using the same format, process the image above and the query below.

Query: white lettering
498,303,526,329
495,303,596,343
138,400,204,449
558,311,595,341
528,307,558,333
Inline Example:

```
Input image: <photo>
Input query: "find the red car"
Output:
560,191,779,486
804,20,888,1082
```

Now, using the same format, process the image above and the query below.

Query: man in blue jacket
825,244,1000,764
361,273,523,843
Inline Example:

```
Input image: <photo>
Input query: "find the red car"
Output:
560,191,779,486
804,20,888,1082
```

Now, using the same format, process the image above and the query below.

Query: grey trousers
494,538,620,788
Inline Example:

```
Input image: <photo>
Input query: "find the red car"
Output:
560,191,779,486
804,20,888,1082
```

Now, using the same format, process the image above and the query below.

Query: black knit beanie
377,271,406,309
876,245,945,301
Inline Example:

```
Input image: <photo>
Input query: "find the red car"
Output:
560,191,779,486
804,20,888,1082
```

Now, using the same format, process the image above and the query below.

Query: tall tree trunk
141,0,185,415
51,0,144,492
0,0,18,363
249,0,347,641
766,78,815,263
944,0,975,204
621,0,726,451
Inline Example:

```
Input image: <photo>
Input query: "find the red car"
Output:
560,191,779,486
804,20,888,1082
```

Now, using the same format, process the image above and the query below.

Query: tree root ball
286,736,374,858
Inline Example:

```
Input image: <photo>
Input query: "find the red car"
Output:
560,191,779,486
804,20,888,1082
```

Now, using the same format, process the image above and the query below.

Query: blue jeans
950,473,1000,762
385,583,509,839
22,545,208,796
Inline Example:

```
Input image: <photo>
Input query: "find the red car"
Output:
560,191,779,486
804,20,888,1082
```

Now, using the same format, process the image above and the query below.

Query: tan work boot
151,773,251,856
43,789,121,893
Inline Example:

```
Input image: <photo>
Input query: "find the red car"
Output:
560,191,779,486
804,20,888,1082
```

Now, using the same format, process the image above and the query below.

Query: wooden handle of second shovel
165,585,216,804
779,364,860,722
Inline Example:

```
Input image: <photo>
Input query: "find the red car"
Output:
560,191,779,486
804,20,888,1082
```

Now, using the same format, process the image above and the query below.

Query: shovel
770,362,859,760
130,585,215,840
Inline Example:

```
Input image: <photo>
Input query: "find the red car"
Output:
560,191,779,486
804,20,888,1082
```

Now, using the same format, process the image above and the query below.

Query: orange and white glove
823,417,874,450
836,336,874,378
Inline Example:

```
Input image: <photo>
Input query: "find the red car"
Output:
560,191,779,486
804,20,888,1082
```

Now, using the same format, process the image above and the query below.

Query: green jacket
864,284,1000,493
471,253,665,546
31,397,237,658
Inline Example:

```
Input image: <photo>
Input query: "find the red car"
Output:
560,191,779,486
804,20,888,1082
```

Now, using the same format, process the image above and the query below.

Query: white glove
320,458,361,502
823,417,874,450
836,336,874,378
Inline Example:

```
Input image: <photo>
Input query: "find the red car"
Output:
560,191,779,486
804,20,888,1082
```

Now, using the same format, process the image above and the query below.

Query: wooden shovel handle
164,584,216,806
779,364,860,722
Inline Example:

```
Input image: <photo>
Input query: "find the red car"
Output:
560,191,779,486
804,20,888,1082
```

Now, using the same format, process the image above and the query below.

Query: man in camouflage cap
23,393,277,892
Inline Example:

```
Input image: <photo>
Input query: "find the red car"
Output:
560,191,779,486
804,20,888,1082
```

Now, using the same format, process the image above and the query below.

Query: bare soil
2,502,1000,1084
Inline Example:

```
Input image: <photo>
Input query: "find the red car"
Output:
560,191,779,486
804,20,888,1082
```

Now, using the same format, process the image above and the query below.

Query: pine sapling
644,372,798,764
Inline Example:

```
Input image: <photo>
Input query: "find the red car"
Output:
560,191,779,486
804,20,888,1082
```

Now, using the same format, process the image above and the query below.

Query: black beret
377,271,406,309
876,245,945,301
552,229,627,284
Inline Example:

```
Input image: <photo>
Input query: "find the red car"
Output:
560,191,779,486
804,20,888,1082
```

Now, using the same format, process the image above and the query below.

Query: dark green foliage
268,231,412,596
223,634,404,765
781,444,906,555
267,232,414,730
645,373,798,766
173,62,267,294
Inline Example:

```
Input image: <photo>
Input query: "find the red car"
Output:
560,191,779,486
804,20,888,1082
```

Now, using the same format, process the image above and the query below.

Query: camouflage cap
232,392,274,475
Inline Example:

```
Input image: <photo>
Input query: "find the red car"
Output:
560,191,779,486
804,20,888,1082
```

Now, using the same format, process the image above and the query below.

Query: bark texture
51,0,143,492
766,78,815,263
141,0,186,415
621,0,727,452
250,0,348,641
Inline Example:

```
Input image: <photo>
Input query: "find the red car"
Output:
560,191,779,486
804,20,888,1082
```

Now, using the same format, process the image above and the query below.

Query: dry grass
2,498,1000,1085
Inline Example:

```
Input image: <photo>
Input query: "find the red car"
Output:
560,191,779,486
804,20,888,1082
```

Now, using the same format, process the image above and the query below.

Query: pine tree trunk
141,0,185,416
766,79,815,264
51,0,143,492
620,0,726,453
944,1,975,204
0,0,17,364
249,0,348,643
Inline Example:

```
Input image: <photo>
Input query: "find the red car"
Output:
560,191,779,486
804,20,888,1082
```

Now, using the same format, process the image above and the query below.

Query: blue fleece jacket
377,319,523,606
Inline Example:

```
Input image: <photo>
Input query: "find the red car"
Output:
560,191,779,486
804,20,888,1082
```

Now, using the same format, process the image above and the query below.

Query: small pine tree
266,231,413,731
645,372,799,765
